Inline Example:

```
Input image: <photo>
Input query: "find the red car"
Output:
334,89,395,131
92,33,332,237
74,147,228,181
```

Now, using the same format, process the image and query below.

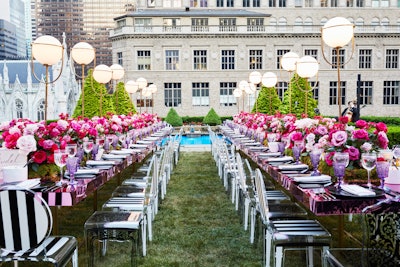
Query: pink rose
32,150,47,164
324,152,335,166
4,133,21,149
331,131,347,147
344,146,360,161
291,132,303,141
352,129,369,140
16,135,37,154
42,139,55,150
377,132,389,149
375,122,387,133
355,120,368,129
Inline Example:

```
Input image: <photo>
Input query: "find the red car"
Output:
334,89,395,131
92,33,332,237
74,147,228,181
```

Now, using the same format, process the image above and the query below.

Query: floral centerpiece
0,112,162,181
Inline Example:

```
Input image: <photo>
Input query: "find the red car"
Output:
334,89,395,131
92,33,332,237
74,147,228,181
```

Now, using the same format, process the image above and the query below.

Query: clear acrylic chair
324,197,400,267
254,168,331,267
0,187,78,267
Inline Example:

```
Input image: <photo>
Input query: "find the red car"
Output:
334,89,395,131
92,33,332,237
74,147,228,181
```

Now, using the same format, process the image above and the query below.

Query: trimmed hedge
203,108,222,126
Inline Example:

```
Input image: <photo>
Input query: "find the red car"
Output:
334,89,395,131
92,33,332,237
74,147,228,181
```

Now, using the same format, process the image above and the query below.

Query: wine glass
83,140,94,160
96,137,105,149
333,152,349,191
376,161,390,189
361,152,377,189
66,157,79,185
310,149,323,176
66,144,78,158
54,149,68,185
292,140,304,164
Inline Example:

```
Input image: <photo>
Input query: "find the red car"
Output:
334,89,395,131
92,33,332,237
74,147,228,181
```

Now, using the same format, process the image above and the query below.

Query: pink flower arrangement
0,113,162,165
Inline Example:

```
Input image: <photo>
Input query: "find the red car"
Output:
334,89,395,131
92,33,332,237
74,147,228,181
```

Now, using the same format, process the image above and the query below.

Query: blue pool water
180,135,211,145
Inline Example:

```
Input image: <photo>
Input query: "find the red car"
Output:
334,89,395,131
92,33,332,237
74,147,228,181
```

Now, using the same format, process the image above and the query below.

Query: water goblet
91,143,99,160
83,140,94,160
361,152,377,189
66,157,79,185
66,143,78,158
376,160,390,189
278,142,286,156
292,140,304,164
54,149,68,185
310,149,323,176
333,152,349,191
96,137,105,149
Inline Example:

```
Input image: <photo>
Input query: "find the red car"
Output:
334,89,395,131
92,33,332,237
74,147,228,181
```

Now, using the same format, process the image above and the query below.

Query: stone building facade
110,1,400,118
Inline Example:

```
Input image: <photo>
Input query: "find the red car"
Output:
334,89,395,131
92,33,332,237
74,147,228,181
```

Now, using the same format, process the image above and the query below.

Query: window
310,81,319,100
117,52,123,65
220,82,237,106
219,18,236,32
221,50,235,70
386,49,399,69
137,50,151,70
331,0,338,6
165,50,179,70
194,50,207,70
276,82,288,101
227,0,234,6
164,83,182,107
191,18,208,32
359,49,372,69
247,18,264,31
332,48,345,69
163,18,181,32
372,0,389,6
304,49,318,61
117,19,126,28
279,0,286,7
383,81,400,105
277,49,290,69
356,0,364,6
217,0,224,6
305,0,313,6
359,81,373,105
243,0,260,7
37,99,45,121
134,18,152,32
269,0,276,6
249,50,262,70
329,81,346,105
190,0,208,7
15,99,23,119
192,82,209,106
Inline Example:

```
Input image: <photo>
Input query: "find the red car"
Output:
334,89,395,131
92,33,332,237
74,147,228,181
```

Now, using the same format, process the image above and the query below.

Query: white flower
24,123,39,135
360,142,373,152
295,118,318,130
16,135,37,155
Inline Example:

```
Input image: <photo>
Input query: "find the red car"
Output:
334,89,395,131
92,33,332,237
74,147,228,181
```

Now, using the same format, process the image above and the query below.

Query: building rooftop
115,8,270,20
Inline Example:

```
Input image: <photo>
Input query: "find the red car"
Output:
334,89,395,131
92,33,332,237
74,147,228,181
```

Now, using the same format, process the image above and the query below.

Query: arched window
37,99,45,121
16,99,23,119
294,17,303,26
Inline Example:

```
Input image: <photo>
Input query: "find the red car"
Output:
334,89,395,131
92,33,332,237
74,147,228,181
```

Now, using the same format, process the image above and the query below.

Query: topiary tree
252,85,282,115
279,73,318,117
165,108,183,126
73,70,115,118
203,108,222,126
113,82,136,115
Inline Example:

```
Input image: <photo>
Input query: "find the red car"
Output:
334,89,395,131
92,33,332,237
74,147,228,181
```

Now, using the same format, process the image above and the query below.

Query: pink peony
377,132,389,149
291,132,303,141
355,120,368,129
375,122,387,133
324,152,335,166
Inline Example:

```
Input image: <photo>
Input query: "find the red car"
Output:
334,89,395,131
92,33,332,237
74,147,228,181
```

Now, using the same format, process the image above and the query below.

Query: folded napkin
110,150,132,155
129,144,148,148
102,154,126,160
292,175,331,183
258,152,282,158
243,142,261,146
66,168,100,176
16,178,41,189
267,156,294,162
278,163,308,170
86,160,116,166
341,185,376,197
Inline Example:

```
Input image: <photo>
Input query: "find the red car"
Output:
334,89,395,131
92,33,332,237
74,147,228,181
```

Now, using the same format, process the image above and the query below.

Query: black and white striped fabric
0,188,78,267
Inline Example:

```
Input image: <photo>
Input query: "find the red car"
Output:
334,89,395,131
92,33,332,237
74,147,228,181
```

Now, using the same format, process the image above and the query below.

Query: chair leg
101,239,107,256
307,246,314,267
265,230,272,267
250,207,256,244
72,248,78,267
147,208,153,241
244,198,250,231
275,246,283,267
142,217,147,256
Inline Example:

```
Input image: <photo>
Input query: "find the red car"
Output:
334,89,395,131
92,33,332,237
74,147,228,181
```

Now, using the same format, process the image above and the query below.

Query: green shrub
165,108,183,126
203,108,222,126
252,85,282,114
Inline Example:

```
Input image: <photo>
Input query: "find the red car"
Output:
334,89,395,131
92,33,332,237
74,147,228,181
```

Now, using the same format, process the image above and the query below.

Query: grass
2,150,366,267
